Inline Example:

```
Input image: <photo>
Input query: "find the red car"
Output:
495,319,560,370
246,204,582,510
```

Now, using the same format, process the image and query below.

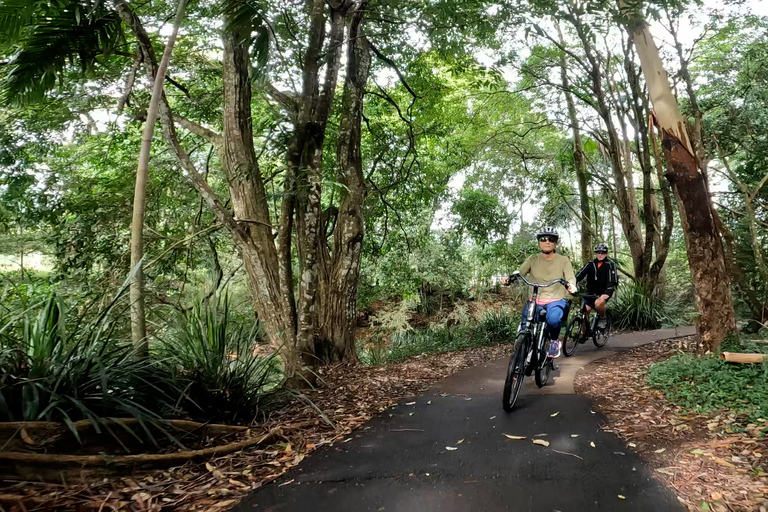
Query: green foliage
611,280,673,331
157,293,281,424
451,187,512,245
0,0,125,105
360,307,519,364
0,295,178,436
647,352,768,425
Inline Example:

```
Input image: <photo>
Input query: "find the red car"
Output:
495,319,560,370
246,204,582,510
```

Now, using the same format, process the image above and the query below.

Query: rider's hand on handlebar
566,282,577,294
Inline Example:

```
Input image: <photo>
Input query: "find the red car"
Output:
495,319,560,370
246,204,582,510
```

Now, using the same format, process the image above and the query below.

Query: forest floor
2,330,766,511
576,337,768,511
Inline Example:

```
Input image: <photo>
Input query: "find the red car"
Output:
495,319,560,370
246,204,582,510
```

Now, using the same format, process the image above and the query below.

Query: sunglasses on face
538,236,557,243
595,251,608,255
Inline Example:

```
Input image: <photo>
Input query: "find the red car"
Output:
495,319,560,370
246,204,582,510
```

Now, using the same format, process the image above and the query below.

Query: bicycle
502,271,569,412
562,292,613,357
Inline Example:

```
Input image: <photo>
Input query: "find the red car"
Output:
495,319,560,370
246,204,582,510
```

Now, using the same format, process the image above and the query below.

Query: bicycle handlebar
508,271,568,289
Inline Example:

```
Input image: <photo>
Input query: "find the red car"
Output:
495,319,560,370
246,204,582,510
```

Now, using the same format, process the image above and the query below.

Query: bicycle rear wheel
502,334,528,412
593,311,612,347
562,317,582,357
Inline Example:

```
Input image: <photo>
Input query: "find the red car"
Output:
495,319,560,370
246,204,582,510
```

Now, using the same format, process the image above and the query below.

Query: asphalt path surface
236,327,695,512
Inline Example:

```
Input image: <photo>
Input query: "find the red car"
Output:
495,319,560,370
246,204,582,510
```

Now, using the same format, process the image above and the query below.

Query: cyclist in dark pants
575,244,618,329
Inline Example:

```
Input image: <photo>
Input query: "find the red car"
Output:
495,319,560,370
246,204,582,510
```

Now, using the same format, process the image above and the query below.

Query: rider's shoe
548,340,561,358
597,316,607,330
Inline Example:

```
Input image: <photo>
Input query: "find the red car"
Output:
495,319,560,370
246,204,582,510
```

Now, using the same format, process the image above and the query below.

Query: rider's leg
545,300,567,357
595,297,608,328
595,298,606,317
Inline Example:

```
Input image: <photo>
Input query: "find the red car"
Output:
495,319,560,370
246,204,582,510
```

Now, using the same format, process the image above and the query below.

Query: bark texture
317,5,370,363
626,12,736,351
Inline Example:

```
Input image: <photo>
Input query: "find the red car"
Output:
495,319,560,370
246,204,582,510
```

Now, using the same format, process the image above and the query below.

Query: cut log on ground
719,352,768,364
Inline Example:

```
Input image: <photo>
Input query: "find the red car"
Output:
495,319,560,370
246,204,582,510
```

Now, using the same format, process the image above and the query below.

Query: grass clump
0,295,179,436
647,336,768,425
612,281,672,331
157,293,281,424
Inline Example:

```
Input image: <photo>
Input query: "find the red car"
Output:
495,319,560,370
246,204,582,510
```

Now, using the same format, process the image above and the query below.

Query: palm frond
0,0,124,105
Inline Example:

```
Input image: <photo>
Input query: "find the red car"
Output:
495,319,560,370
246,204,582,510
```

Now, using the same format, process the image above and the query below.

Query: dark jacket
576,258,619,297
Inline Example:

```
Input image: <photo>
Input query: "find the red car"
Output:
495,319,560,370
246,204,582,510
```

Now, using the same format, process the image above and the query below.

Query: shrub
157,293,281,424
362,308,519,364
647,351,768,425
0,295,178,440
611,280,671,330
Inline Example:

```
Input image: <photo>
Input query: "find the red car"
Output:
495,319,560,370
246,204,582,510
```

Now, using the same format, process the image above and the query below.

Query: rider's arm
575,262,590,283
605,261,618,297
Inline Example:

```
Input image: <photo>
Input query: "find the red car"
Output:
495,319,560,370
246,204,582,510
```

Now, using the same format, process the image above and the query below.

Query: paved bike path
236,327,695,512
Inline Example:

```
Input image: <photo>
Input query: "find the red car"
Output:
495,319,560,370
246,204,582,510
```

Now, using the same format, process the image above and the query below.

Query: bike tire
562,317,582,357
534,337,552,388
593,311,612,347
502,334,528,412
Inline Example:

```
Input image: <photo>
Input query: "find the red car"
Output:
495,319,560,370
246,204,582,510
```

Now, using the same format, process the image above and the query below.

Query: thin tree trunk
129,0,187,358
625,10,736,351
556,22,592,266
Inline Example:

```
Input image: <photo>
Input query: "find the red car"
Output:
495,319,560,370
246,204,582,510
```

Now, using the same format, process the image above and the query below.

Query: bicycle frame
512,272,568,370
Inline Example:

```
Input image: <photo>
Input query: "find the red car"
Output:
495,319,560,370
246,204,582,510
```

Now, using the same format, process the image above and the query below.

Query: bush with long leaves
157,294,280,424
0,295,179,442
611,280,673,331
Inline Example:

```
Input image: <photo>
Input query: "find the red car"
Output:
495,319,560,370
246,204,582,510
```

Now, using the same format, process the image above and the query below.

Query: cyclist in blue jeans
502,227,577,358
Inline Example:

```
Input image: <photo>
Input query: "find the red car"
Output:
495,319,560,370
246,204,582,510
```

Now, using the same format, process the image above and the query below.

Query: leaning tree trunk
129,0,187,358
625,11,736,351
317,5,370,363
556,22,592,266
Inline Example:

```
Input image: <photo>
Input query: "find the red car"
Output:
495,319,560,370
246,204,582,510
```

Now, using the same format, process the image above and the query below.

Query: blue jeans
521,299,568,340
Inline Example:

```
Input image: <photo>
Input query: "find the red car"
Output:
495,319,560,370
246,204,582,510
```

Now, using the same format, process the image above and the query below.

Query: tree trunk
566,9,645,278
220,14,302,375
317,5,370,363
626,13,736,351
556,22,592,266
129,0,187,358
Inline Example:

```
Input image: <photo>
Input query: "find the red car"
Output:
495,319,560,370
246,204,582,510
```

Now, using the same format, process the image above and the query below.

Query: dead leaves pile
0,343,510,511
575,336,768,511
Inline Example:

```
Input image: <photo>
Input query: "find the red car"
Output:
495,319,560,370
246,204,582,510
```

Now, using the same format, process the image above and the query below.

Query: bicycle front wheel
593,311,612,347
535,336,552,388
502,334,528,412
562,317,582,357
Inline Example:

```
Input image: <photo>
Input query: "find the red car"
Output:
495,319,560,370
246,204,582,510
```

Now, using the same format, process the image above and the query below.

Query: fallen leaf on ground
535,433,548,437
533,439,550,447
618,495,626,500
571,434,580,438
457,439,464,444
405,402,416,406
446,446,458,451
654,448,666,454
551,412,560,417
503,434,526,440
590,442,596,448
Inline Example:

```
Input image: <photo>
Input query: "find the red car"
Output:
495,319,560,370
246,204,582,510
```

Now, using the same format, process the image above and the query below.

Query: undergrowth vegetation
646,335,768,426
157,294,281,424
358,305,519,365
0,288,281,439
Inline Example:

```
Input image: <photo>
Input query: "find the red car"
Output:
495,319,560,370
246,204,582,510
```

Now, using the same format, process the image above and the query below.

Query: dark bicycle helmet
594,243,609,253
536,227,559,241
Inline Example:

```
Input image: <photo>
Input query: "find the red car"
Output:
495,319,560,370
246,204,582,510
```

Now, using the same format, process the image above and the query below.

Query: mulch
0,343,510,511
575,336,768,512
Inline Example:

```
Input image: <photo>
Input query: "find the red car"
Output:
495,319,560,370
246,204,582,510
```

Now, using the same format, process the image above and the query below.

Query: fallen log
719,352,768,364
